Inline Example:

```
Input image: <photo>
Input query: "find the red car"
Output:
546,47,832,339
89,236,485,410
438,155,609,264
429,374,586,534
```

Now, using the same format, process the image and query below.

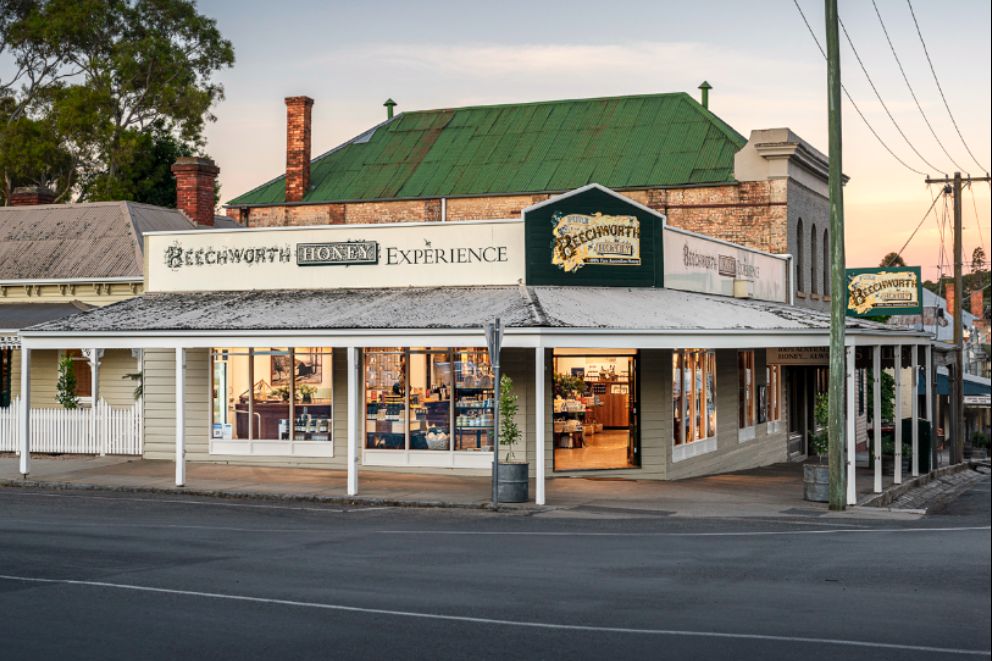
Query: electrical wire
907,0,989,174
839,16,944,175
793,0,928,176
885,188,944,265
871,0,966,173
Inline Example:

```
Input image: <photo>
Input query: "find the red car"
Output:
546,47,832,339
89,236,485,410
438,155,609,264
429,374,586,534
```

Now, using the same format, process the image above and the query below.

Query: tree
1,0,234,204
56,355,79,409
880,252,906,267
972,247,988,272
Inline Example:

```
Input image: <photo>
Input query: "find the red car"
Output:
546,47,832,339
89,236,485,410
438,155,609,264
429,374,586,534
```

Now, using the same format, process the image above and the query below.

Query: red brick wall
230,181,793,254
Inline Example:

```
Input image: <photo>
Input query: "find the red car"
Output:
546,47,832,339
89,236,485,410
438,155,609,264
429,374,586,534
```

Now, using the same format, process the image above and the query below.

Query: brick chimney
285,96,314,202
971,289,984,318
945,282,956,315
172,157,220,226
9,185,57,206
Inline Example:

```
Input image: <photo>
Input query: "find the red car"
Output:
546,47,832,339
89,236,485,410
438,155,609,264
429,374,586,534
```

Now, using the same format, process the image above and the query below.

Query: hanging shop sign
551,212,641,273
766,346,829,365
846,266,922,317
663,227,789,303
145,220,525,293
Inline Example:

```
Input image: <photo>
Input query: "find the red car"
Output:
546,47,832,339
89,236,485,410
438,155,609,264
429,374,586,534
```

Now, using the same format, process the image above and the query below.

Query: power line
871,0,967,173
907,0,989,174
885,187,944,265
792,0,927,176
838,16,944,175
967,181,986,266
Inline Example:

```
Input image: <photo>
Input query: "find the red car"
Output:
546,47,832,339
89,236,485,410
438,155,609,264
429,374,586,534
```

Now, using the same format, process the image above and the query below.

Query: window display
364,347,491,453
673,349,717,445
739,350,756,429
211,347,333,442
766,364,781,423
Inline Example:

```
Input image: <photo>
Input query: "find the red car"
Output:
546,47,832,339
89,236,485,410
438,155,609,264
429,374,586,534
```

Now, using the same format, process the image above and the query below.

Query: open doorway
553,350,639,471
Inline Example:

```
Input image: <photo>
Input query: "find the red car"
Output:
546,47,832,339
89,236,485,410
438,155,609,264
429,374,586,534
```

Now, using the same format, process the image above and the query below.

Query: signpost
485,318,504,507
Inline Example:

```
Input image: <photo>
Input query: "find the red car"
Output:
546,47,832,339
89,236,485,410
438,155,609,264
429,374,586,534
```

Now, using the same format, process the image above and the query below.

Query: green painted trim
845,266,923,317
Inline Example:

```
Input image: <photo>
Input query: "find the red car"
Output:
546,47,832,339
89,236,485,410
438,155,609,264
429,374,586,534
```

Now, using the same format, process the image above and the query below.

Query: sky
197,0,991,281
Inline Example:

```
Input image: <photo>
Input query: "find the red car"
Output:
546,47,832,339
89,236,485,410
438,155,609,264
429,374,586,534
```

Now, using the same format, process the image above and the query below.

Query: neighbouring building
0,158,238,453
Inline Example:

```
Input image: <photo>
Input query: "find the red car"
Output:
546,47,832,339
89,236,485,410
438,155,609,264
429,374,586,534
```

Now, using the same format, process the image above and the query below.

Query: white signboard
663,227,788,303
146,220,526,293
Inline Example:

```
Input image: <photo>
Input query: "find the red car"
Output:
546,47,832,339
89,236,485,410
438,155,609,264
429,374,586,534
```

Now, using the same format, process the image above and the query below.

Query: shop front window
738,351,756,429
364,347,492,452
766,364,782,422
211,347,333,442
673,349,717,445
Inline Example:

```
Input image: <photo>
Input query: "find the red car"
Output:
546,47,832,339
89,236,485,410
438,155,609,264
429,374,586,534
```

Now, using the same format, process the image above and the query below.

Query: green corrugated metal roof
227,92,747,206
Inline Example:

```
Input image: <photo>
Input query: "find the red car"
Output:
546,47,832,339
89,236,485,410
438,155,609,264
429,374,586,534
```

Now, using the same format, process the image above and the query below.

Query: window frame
738,350,756,442
672,349,718,462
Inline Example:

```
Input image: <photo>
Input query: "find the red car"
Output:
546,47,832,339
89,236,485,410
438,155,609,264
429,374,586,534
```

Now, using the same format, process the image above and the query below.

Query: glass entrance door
552,351,640,471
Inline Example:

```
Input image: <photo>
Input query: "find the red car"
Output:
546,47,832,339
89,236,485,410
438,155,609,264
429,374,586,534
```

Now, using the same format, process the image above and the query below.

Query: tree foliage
880,252,906,267
56,355,79,409
1,0,233,204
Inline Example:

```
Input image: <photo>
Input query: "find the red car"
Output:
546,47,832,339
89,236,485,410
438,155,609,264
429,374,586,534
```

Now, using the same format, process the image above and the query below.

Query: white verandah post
19,347,31,476
534,347,546,506
87,349,103,455
911,344,920,477
347,346,359,497
846,345,857,505
872,345,882,494
894,345,903,484
175,347,185,487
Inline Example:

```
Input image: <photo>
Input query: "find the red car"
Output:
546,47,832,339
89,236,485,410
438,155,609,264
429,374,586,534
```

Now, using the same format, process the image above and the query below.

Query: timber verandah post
175,347,186,487
872,345,882,494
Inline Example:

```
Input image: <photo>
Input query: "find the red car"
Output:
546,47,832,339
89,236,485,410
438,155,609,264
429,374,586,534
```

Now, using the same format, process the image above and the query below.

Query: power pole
825,0,847,510
925,172,991,464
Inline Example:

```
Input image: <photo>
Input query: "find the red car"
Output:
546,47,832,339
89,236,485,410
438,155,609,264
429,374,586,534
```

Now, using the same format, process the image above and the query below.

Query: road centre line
0,519,333,534
0,574,987,657
375,525,992,537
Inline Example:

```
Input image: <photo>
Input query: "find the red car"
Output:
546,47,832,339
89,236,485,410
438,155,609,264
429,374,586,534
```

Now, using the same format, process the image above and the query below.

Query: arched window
822,228,830,297
810,224,819,295
796,218,805,293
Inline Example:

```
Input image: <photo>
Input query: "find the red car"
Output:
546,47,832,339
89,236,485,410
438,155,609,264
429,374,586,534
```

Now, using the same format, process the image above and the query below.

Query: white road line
0,574,987,657
375,525,992,537
0,490,393,513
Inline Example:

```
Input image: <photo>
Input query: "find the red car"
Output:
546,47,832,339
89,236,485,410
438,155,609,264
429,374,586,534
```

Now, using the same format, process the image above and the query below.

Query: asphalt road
0,476,988,661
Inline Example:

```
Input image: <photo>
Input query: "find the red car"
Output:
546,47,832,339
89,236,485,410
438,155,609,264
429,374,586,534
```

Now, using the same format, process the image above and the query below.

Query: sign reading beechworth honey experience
846,266,923,317
551,212,641,272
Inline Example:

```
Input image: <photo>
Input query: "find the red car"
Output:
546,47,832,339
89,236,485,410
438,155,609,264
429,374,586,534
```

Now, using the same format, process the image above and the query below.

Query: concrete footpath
1,455,983,519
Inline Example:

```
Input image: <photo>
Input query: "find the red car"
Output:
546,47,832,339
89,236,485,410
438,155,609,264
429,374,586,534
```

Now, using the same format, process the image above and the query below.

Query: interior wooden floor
554,429,636,471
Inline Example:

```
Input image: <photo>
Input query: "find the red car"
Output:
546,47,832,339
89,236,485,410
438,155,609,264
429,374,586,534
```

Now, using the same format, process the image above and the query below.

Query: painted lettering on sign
551,212,640,273
297,241,378,266
164,242,292,271
846,267,922,316
384,245,508,265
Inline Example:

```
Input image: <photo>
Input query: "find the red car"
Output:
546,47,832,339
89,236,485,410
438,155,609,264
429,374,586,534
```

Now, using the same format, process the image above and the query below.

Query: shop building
226,91,837,311
18,184,935,504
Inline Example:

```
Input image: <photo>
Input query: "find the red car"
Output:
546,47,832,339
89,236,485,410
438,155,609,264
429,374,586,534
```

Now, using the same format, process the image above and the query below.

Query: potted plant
56,355,80,409
496,374,528,503
803,392,830,502
297,384,317,403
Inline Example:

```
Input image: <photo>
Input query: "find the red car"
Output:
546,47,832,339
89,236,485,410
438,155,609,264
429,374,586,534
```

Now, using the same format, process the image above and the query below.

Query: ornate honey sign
846,266,922,317
551,212,641,273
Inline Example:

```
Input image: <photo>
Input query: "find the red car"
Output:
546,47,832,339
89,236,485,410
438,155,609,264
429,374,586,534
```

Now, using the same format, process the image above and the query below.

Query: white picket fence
0,398,142,455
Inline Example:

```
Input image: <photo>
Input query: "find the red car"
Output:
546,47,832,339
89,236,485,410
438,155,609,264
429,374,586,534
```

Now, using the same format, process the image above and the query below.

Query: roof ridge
399,90,690,115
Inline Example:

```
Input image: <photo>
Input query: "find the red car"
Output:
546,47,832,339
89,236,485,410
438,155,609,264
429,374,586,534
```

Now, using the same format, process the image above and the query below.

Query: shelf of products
453,352,495,451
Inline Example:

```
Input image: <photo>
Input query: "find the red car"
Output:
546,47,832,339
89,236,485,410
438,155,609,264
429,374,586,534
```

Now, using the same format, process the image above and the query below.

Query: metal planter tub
497,462,529,503
803,463,830,503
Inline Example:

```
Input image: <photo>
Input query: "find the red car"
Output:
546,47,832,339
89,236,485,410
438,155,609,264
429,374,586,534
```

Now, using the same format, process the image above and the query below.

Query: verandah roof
23,286,920,339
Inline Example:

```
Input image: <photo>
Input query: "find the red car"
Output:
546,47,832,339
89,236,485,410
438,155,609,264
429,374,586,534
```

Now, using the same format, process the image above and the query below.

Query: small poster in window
272,351,323,386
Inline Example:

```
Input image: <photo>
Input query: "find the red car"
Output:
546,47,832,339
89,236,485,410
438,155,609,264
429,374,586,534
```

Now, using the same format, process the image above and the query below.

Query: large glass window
673,349,717,445
738,351,756,429
365,347,492,452
211,347,333,442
